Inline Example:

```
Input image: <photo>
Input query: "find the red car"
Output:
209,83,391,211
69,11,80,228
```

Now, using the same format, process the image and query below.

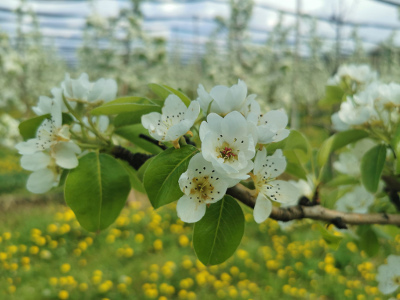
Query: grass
0,198,399,300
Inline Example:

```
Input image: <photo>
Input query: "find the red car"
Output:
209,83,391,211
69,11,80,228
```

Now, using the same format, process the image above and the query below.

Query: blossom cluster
142,80,298,223
329,64,400,133
15,73,117,194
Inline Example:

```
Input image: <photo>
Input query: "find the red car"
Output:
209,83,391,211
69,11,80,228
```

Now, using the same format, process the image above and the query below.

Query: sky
1,0,400,63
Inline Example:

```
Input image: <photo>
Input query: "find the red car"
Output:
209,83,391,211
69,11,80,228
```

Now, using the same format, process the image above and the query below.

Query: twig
111,146,153,170
139,134,167,150
227,184,400,226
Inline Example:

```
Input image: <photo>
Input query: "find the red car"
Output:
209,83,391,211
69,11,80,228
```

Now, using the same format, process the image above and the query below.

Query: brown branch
227,183,400,226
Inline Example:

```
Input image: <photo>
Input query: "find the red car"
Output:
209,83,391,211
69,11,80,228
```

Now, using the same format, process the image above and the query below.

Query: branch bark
111,146,400,227
227,184,400,227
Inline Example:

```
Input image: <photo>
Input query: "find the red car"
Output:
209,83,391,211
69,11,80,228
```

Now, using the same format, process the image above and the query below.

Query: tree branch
227,184,400,227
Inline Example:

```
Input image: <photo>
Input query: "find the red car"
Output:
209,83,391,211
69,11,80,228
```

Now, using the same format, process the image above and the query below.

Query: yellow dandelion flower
58,290,69,300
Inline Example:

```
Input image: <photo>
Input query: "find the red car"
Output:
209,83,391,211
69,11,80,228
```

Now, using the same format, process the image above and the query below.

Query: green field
0,196,399,300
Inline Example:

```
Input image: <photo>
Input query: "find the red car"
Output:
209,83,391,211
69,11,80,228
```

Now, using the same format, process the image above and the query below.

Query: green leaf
143,145,199,208
162,85,191,106
114,124,163,155
193,195,245,265
361,144,386,193
137,157,154,182
356,225,379,257
114,106,162,128
284,150,308,180
118,160,145,193
319,85,344,107
266,130,311,163
90,97,160,116
19,113,73,140
391,123,400,174
316,223,343,250
148,83,191,107
317,130,369,167
148,83,171,100
64,152,131,232
325,175,360,188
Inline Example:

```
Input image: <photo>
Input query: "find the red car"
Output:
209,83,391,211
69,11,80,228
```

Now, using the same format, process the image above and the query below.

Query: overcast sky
1,0,399,62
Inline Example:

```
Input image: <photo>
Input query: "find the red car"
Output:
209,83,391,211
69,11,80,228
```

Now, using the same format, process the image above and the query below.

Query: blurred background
1,1,400,299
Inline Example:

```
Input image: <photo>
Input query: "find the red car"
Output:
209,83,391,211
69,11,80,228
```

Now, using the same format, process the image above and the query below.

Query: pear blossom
289,175,315,200
20,152,59,194
246,100,290,144
337,96,373,126
196,79,255,116
335,186,374,214
15,101,81,169
331,112,350,131
333,139,375,176
61,73,117,103
199,111,257,183
32,87,67,115
141,94,200,142
328,64,378,91
376,255,400,295
252,148,299,223
177,153,230,223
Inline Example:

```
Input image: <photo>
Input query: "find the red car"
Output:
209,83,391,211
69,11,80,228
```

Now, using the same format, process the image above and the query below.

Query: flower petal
53,142,81,169
26,168,57,194
253,193,272,223
267,180,300,204
177,195,207,223
21,152,50,171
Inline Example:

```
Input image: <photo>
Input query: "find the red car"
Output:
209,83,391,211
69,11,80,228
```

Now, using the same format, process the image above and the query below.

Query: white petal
162,94,187,117
179,171,192,195
26,169,57,194
254,148,267,175
21,152,50,171
332,112,350,131
32,96,52,115
267,180,300,204
53,142,81,169
221,111,248,143
197,84,213,115
262,110,288,129
200,113,222,141
377,264,398,294
274,129,290,142
185,100,200,122
15,139,40,155
253,193,272,223
177,195,206,223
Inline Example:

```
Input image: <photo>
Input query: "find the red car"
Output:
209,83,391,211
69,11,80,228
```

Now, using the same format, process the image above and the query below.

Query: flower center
393,275,400,285
219,146,237,161
191,176,214,202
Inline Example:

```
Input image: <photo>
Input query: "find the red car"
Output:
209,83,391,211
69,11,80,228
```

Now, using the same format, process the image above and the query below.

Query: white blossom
252,148,299,223
62,73,117,103
177,153,230,223
199,111,257,183
15,101,81,169
246,100,290,144
20,152,59,194
32,87,67,115
196,79,254,116
328,64,378,91
333,139,376,176
141,94,200,142
337,96,373,126
377,255,400,295
335,186,374,214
